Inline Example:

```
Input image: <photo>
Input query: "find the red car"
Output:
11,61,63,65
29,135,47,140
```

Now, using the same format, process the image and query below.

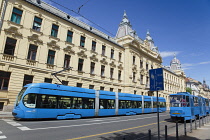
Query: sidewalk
168,119,210,140
0,111,13,119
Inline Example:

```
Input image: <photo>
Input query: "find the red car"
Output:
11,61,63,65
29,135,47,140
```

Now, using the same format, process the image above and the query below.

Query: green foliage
186,87,192,94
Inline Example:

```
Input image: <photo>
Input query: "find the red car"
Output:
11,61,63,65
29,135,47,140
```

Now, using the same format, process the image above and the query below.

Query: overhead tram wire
77,0,90,13
48,0,115,37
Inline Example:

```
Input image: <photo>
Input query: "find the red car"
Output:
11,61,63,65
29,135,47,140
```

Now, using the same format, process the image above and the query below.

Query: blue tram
12,83,166,120
169,92,210,121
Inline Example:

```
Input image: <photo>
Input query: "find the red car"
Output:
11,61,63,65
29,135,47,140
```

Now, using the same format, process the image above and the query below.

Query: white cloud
199,61,210,65
160,51,180,58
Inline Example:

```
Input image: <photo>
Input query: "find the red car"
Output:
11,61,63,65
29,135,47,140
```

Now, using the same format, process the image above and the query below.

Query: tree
186,87,192,94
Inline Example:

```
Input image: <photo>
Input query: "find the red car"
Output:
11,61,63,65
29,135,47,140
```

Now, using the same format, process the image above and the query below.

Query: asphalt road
0,112,183,140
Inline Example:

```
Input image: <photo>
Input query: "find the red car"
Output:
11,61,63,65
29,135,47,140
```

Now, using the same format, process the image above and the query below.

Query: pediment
28,34,43,45
47,40,60,50
63,46,75,54
77,50,87,58
4,26,22,38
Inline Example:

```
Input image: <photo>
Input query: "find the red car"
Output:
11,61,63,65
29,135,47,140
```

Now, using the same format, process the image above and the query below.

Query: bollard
165,125,167,140
184,120,187,136
148,129,151,140
176,121,179,140
199,116,201,128
190,119,192,133
195,118,197,130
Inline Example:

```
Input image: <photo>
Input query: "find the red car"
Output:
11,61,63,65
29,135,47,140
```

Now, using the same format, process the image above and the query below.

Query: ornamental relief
77,50,87,58
109,61,116,68
100,58,108,65
47,40,60,50
28,34,43,45
132,65,137,72
63,46,75,54
90,54,98,62
118,64,123,70
4,26,23,39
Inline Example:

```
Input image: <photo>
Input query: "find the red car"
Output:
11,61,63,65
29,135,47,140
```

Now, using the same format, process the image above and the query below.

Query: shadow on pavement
98,131,201,140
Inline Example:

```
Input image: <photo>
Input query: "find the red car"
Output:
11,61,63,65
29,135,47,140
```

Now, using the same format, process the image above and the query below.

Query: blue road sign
149,68,164,91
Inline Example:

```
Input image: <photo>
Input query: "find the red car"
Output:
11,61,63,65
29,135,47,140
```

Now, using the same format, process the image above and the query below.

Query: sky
42,0,210,85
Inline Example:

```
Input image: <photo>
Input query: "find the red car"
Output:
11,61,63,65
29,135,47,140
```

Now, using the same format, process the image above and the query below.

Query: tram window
16,87,27,106
144,101,151,108
194,97,198,106
58,96,72,109
72,97,82,109
159,102,166,107
36,95,57,108
136,101,142,108
153,101,157,108
100,99,115,109
82,98,95,109
23,93,36,108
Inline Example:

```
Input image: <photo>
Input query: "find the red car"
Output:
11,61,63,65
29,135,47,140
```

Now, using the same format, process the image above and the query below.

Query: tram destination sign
149,68,164,91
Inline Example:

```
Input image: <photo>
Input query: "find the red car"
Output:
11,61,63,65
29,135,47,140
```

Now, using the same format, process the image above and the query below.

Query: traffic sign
149,68,164,91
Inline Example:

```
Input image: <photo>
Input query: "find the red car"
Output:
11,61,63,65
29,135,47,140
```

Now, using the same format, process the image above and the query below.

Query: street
0,112,183,140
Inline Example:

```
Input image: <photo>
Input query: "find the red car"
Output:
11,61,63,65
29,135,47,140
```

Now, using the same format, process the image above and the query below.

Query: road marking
67,121,166,140
0,135,6,139
6,121,22,126
17,126,31,131
28,114,168,131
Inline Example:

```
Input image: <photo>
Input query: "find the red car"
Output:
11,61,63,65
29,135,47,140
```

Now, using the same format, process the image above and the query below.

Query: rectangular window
36,94,57,108
27,44,38,60
76,83,82,88
51,24,59,37
44,78,52,83
80,36,86,47
23,75,33,86
89,85,94,89
140,75,143,84
66,30,73,43
111,49,114,59
118,89,121,93
133,56,136,65
100,86,104,91
4,37,17,55
119,52,122,62
63,54,71,68
92,41,96,51
62,80,68,85
0,71,11,90
146,63,149,70
100,99,115,109
102,45,106,56
118,70,121,80
47,50,55,65
140,60,143,68
134,90,137,95
10,7,23,24
78,58,84,71
110,68,114,79
110,88,114,92
32,16,42,31
101,65,105,76
90,62,95,74
133,72,136,82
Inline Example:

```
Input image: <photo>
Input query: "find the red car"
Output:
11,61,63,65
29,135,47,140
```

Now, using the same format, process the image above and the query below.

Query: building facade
0,0,186,111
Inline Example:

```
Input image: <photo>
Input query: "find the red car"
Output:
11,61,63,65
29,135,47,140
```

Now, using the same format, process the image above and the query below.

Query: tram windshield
170,95,190,107
15,87,27,106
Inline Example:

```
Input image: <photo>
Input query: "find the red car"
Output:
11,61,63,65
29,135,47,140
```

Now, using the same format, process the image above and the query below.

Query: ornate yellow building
0,0,185,111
